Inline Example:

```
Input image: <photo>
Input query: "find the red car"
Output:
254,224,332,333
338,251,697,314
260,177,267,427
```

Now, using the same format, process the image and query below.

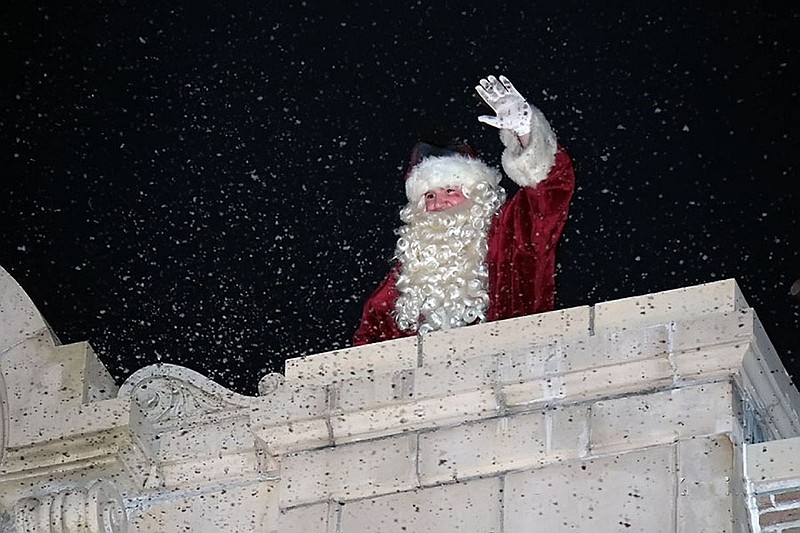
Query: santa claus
353,75,575,345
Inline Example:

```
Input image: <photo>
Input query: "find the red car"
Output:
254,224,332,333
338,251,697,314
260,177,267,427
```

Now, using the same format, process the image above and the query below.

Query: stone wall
1,265,799,532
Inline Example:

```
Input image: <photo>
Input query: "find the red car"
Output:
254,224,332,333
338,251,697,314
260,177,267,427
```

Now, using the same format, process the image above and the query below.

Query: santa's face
424,187,467,212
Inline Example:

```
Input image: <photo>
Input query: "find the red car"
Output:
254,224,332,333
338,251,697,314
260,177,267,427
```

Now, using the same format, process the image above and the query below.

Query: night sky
2,3,798,395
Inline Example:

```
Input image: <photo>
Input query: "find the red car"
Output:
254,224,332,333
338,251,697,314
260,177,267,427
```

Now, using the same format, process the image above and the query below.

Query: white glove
475,75,532,136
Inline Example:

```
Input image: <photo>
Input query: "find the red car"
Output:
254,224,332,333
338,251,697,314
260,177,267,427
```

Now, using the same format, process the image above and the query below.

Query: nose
432,193,450,211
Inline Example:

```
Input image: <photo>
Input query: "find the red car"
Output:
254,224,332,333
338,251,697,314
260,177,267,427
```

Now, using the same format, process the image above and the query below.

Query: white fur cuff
499,105,558,188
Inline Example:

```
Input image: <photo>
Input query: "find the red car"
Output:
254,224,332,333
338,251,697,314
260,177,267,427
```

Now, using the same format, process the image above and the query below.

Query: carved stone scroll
12,480,126,533
257,372,285,396
118,363,251,425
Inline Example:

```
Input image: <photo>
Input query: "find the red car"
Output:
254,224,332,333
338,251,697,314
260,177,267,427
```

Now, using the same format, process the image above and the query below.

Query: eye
446,188,457,194
425,192,435,199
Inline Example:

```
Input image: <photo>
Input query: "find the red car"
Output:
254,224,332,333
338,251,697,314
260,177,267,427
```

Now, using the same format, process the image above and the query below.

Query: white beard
394,189,502,334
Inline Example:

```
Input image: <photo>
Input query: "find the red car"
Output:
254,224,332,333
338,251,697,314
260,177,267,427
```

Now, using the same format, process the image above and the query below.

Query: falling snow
1,3,798,395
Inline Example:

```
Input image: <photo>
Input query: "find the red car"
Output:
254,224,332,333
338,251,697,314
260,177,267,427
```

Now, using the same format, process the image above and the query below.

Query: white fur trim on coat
499,104,558,188
404,154,502,202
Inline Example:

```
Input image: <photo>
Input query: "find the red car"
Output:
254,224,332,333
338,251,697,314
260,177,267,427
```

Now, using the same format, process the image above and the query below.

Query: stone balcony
0,265,799,532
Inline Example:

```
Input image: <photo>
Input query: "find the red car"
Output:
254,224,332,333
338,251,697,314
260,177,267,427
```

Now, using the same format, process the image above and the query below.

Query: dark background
1,2,798,395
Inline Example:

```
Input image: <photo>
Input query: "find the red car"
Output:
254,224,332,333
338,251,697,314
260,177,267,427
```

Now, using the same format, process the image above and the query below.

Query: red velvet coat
353,147,575,346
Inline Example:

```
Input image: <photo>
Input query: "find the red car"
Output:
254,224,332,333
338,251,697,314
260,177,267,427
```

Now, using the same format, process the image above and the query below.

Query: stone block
420,306,591,366
82,343,119,401
7,395,139,450
160,450,261,489
157,416,259,487
561,324,670,373
280,434,418,507
3,334,90,432
594,279,747,334
495,340,560,384
418,405,588,485
252,388,333,452
333,371,403,413
547,404,592,458
253,369,332,455
255,418,332,455
158,416,253,462
128,480,278,532
501,356,674,410
673,309,754,353
333,356,496,414
250,382,329,427
746,435,800,491
673,343,748,383
418,412,548,484
561,355,674,401
413,355,497,398
339,476,502,533
504,445,677,532
501,375,565,408
676,435,734,532
284,336,418,386
331,389,498,444
590,381,733,454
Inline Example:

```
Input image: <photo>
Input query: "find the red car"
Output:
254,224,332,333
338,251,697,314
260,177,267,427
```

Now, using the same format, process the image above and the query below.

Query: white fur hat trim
404,155,502,202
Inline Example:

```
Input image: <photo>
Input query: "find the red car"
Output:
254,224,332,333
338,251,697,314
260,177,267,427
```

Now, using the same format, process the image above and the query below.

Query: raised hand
475,75,532,136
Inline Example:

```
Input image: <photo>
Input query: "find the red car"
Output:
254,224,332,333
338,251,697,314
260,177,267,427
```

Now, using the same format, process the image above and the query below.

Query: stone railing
2,265,800,532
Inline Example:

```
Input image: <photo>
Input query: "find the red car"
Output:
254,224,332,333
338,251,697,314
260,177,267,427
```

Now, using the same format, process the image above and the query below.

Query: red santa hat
403,140,502,203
